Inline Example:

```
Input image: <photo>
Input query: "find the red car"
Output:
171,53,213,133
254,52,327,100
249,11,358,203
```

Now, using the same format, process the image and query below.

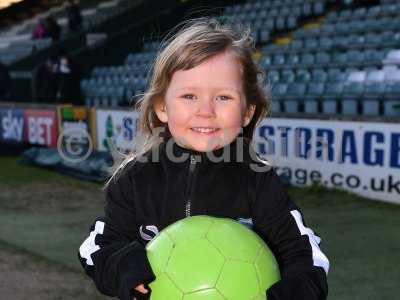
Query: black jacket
78,137,329,300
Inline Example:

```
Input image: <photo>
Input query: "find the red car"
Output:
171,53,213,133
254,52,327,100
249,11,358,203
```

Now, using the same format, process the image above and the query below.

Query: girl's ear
154,99,168,123
243,104,256,127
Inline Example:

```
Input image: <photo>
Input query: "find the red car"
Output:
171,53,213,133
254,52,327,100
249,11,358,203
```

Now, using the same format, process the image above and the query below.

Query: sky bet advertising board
255,118,400,204
96,109,138,153
23,109,58,148
0,108,25,143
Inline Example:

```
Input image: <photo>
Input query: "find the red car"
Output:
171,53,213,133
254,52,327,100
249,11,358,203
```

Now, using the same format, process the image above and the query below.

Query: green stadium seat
276,17,286,30
287,16,298,29
328,69,346,82
362,83,386,116
304,82,324,114
259,29,270,43
368,6,381,17
302,2,312,16
268,70,280,83
273,54,286,65
295,69,311,82
290,39,303,51
320,37,333,49
300,53,315,66
320,24,334,34
307,82,325,97
365,33,382,46
271,83,288,96
384,83,400,116
284,83,306,113
342,82,364,115
287,53,300,65
354,7,367,17
323,83,343,114
316,52,331,64
292,5,302,17
311,69,327,82
313,1,325,15
281,70,296,83
332,52,348,66
304,38,318,50
271,99,282,113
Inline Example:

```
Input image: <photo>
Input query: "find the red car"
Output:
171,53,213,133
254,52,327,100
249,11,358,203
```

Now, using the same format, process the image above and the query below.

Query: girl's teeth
192,128,218,133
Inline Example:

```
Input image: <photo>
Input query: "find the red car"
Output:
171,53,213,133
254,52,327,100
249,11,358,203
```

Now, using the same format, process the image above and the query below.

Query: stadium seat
304,38,318,50
384,82,400,116
268,70,280,84
271,83,288,97
366,70,385,83
362,83,386,116
313,1,325,15
295,69,311,82
304,82,324,113
316,52,331,65
323,83,343,114
275,17,286,30
280,70,296,83
320,37,333,49
300,53,315,66
311,69,327,82
342,82,364,115
302,2,312,17
273,54,286,65
290,39,304,51
287,53,300,65
328,69,346,82
271,99,282,113
285,83,306,114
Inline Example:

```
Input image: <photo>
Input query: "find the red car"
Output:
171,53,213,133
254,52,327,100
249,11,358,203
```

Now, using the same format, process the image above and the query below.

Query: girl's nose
196,98,216,118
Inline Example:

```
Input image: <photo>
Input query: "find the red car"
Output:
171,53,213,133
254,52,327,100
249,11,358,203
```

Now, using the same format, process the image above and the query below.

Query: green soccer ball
146,215,280,300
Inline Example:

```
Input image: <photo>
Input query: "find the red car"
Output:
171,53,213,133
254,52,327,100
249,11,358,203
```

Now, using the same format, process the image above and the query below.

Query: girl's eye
217,95,232,101
181,94,196,100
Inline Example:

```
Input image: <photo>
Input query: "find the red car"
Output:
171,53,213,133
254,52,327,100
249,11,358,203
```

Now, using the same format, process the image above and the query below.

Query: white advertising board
96,109,138,153
254,118,400,204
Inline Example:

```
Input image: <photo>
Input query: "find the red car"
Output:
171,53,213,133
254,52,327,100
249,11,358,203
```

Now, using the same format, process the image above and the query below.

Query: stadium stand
0,0,138,66
3,0,397,118
260,1,400,116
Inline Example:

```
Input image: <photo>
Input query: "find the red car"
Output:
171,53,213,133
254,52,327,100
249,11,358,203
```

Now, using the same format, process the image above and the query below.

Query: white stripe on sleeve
290,210,330,274
79,221,105,266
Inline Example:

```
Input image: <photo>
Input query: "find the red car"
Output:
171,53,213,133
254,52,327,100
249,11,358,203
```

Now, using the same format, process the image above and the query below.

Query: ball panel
166,215,214,243
146,232,174,276
216,261,259,300
254,247,280,291
207,218,261,262
166,238,225,293
183,288,225,300
149,272,183,300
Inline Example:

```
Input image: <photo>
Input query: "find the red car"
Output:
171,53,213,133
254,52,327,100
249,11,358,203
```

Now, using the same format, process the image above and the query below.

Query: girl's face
155,50,255,152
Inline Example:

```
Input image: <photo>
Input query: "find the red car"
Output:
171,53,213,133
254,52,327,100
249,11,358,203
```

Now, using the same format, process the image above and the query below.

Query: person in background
67,0,82,33
56,50,82,104
32,54,58,103
32,18,46,40
44,16,61,43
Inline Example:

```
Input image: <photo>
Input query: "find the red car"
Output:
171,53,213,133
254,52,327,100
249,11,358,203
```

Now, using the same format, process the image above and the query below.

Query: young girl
78,18,329,300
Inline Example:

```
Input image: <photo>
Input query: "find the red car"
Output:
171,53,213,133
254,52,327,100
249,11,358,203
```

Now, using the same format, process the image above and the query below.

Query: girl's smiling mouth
190,127,221,134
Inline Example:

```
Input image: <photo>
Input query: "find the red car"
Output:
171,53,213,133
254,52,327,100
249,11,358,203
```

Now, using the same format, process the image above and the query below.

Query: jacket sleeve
251,169,329,300
78,167,155,300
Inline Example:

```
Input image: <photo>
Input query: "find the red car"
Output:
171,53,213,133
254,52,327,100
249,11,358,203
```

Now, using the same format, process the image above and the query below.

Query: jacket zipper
185,154,197,217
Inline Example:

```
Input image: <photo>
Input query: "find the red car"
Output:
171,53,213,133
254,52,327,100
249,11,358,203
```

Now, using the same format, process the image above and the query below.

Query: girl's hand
134,283,148,294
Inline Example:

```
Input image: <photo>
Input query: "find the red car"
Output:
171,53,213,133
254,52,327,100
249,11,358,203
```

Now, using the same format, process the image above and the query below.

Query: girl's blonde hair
108,17,271,182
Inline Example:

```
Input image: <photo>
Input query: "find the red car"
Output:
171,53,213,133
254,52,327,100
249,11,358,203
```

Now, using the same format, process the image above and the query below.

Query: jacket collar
160,135,252,166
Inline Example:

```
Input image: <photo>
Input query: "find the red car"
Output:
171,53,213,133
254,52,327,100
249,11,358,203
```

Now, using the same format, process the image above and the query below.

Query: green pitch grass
0,156,399,299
